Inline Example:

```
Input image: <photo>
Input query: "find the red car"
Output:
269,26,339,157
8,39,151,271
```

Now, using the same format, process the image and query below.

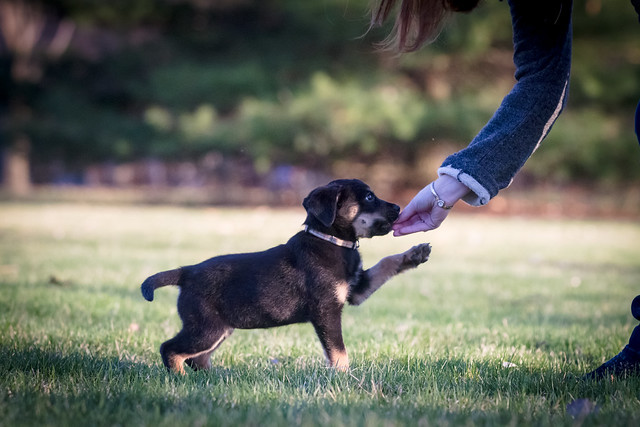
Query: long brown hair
371,0,482,52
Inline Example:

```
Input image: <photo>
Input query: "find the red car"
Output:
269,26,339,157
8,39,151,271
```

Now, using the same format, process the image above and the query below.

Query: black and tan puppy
141,179,431,374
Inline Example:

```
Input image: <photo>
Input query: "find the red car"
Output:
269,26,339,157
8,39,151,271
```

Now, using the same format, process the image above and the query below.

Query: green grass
1,202,639,426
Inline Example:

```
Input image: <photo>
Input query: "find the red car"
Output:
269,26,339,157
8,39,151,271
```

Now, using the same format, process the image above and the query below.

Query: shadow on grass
2,345,639,426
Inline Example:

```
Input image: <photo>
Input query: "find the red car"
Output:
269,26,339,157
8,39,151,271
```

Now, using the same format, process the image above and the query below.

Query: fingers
392,204,450,236
392,188,436,236
393,178,468,236
393,221,431,236
394,185,431,224
393,213,431,235
392,213,440,235
394,202,418,224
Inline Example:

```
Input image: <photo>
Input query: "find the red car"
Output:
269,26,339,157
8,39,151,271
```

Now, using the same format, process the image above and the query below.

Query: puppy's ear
303,184,341,227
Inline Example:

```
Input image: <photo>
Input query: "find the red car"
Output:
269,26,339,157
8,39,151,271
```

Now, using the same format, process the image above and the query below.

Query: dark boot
583,295,640,380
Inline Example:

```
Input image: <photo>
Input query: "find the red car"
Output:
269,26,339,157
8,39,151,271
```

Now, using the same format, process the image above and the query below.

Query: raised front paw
401,243,431,269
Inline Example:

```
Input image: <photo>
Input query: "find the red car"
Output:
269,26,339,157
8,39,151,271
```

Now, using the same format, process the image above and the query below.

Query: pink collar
303,225,359,250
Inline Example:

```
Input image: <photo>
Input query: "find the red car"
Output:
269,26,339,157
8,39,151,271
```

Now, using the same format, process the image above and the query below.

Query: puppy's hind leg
160,325,233,374
185,328,233,371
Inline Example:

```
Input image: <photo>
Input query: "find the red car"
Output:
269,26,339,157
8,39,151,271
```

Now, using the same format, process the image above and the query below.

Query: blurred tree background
1,0,639,201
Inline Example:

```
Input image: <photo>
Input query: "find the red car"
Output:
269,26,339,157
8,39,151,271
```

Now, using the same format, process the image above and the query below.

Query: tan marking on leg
326,348,349,371
167,354,187,375
183,329,233,371
368,256,402,287
335,280,350,305
349,255,401,305
350,244,431,306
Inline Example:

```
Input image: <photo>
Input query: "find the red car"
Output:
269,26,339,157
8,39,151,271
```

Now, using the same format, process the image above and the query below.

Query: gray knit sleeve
438,0,573,206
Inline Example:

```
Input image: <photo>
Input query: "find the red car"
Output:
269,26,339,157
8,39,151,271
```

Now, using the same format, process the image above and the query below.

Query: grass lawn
1,202,639,426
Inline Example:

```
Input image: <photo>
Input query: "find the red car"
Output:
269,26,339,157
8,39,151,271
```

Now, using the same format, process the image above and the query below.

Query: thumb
395,199,419,223
396,185,433,223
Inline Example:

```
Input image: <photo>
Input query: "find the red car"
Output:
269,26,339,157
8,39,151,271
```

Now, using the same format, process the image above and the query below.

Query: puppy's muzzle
371,203,400,235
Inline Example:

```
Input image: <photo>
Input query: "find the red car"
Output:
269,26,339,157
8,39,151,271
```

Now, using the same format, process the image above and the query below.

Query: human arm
439,0,573,206
394,0,573,236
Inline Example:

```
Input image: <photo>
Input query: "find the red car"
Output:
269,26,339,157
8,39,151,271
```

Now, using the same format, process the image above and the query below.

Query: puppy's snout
387,204,401,222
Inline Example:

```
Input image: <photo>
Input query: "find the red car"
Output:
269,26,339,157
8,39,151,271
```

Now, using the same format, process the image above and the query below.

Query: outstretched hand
392,185,449,235
392,175,471,236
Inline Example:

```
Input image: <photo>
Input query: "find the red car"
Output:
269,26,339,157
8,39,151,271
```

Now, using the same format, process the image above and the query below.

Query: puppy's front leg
348,243,431,306
311,314,349,371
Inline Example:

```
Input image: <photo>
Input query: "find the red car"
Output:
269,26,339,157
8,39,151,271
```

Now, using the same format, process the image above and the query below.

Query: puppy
141,179,431,374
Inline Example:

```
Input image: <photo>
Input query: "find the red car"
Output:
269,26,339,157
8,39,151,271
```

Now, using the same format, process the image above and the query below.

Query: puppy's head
303,179,400,239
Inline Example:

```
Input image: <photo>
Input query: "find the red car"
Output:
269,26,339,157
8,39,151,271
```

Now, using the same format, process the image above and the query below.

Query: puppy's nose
388,204,401,221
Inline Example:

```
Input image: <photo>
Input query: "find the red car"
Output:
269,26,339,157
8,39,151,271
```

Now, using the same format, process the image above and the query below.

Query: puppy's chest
347,259,363,287
333,255,362,305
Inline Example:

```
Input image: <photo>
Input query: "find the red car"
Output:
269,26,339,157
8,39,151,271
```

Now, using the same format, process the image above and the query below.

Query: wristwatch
429,182,454,210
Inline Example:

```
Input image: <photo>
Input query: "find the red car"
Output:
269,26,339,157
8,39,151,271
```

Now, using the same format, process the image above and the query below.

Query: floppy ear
303,184,341,227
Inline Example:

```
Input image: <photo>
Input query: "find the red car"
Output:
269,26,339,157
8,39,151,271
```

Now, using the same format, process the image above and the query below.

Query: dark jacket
438,0,572,205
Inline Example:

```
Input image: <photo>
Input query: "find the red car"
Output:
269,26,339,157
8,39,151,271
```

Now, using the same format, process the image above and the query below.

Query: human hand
392,175,470,236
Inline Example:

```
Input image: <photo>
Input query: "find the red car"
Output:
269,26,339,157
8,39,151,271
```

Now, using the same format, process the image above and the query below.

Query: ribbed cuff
438,166,491,206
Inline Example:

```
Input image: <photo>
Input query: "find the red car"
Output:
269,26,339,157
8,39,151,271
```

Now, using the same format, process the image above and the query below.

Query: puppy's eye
365,193,375,202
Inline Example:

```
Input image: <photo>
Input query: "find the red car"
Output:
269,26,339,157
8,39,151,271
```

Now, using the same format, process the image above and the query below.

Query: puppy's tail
141,268,182,302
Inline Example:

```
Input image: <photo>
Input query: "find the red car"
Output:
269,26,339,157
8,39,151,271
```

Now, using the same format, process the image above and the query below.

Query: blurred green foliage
4,0,640,185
